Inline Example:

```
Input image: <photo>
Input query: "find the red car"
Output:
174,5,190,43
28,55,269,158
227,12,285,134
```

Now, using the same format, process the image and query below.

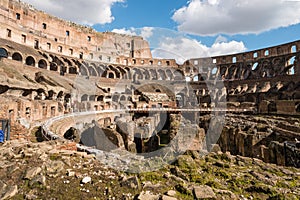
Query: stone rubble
0,139,299,199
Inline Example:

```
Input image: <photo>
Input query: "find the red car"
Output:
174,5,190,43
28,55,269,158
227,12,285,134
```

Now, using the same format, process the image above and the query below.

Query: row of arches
218,55,298,80
2,46,187,81
186,54,299,82
10,51,48,69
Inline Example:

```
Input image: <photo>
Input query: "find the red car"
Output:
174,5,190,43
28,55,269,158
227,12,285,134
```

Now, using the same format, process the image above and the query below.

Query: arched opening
0,48,8,58
108,72,115,79
193,75,199,82
47,90,55,100
286,56,296,75
166,69,173,80
80,65,88,76
120,95,126,101
0,85,9,95
287,66,295,75
112,94,120,102
89,95,96,101
69,66,77,74
253,52,258,58
81,94,88,102
25,56,35,66
264,50,269,56
64,94,71,103
57,91,64,100
38,59,47,69
291,45,297,53
232,57,237,63
12,52,22,62
50,63,58,71
211,67,218,75
88,66,97,76
97,96,104,102
287,56,296,66
252,62,259,71
158,69,166,80
176,93,185,108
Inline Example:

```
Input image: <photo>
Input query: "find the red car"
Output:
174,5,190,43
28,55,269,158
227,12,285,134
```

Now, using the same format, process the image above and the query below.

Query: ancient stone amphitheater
0,0,299,170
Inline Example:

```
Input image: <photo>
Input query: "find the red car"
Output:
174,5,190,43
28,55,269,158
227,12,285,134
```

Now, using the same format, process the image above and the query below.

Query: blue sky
23,0,300,63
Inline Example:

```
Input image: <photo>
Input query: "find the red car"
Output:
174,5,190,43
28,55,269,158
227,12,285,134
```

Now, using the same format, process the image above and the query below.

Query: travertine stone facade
0,0,152,64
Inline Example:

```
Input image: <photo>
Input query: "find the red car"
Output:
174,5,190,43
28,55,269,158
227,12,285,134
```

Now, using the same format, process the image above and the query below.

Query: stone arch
79,63,89,76
291,45,297,53
112,94,120,102
81,94,88,102
50,55,64,66
107,71,115,79
12,52,23,62
109,66,121,78
226,65,236,80
62,57,72,66
47,90,55,100
64,93,71,102
69,66,77,74
96,65,104,76
158,69,166,80
120,95,126,101
25,56,36,66
97,95,104,102
89,95,96,101
143,69,151,80
0,47,8,58
261,60,274,77
252,62,259,71
149,69,158,80
173,70,184,80
166,69,174,80
219,66,228,77
50,62,58,71
176,93,185,108
192,75,199,82
57,91,64,100
133,68,144,80
125,67,131,79
285,56,296,75
38,59,48,69
117,66,127,79
88,65,98,76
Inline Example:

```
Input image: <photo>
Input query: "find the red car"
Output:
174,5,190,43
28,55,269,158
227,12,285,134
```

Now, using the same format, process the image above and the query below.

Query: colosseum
0,0,299,173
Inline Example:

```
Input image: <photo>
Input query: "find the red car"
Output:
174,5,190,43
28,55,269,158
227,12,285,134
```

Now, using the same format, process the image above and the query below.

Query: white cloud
111,28,137,36
152,37,246,64
111,27,154,39
140,27,154,39
22,0,124,25
172,0,300,35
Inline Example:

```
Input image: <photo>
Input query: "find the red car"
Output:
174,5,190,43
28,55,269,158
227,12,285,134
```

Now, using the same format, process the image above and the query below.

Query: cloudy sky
22,0,300,63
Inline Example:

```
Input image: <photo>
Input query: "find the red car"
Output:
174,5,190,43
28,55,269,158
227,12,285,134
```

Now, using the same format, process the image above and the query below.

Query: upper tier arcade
0,0,153,64
184,40,300,82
